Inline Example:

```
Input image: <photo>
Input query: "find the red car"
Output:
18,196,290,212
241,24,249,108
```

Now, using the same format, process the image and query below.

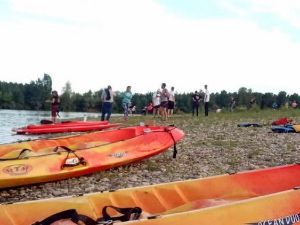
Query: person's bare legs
161,107,167,121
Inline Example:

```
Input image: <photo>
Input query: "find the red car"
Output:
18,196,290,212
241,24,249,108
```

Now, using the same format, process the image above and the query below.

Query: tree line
0,74,299,113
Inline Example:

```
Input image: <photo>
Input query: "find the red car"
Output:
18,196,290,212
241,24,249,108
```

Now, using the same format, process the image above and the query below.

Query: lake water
0,109,101,144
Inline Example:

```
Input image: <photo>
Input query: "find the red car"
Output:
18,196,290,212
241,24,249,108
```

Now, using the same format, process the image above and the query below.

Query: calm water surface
0,109,101,144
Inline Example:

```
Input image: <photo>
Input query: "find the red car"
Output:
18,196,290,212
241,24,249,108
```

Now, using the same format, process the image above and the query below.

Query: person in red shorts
51,90,60,123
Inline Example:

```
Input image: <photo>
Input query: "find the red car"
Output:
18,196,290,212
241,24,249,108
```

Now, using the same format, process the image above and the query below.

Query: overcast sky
1,0,300,94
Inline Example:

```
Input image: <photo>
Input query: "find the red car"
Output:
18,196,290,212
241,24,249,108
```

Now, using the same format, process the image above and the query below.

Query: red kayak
27,120,109,129
13,121,120,134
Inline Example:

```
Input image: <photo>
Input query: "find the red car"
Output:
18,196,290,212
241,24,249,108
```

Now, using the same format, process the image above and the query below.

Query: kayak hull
1,164,300,224
124,189,300,225
14,121,118,134
293,124,300,132
0,126,184,188
27,120,109,129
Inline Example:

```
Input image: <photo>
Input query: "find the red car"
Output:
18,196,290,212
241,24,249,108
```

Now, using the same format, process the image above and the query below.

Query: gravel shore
1,113,300,203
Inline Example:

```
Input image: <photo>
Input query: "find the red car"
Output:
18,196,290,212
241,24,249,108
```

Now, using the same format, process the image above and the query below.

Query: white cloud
0,0,300,94
219,1,248,17
255,0,300,28
222,0,300,28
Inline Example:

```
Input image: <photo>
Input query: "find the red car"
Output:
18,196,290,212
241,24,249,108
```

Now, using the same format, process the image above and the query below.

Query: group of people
49,83,210,123
191,84,210,117
146,83,175,120
101,83,176,121
148,84,210,119
100,85,135,121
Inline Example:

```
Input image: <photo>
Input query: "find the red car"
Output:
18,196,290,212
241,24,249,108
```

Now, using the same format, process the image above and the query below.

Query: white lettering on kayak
110,152,127,158
247,213,300,225
65,157,80,165
3,164,32,176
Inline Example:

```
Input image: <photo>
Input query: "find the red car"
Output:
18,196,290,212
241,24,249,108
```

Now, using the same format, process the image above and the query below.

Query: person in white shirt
152,89,161,117
204,84,210,116
167,86,175,116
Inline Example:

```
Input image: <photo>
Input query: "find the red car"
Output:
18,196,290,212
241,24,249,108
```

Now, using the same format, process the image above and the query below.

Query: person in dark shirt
192,91,201,116
51,90,60,123
101,85,114,121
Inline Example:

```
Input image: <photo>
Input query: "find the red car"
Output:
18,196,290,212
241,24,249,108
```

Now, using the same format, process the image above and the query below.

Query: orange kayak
121,189,300,225
1,164,300,224
13,121,119,134
0,125,184,188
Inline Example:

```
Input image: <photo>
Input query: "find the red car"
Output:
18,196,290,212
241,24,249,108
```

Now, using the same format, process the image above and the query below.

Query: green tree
60,81,73,111
175,92,191,113
238,87,252,106
276,91,287,108
215,90,230,108
35,73,53,110
73,93,87,112
289,93,300,103
262,93,276,108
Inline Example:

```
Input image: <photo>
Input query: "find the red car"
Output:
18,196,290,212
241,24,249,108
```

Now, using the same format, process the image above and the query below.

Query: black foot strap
32,209,97,225
0,148,31,161
97,206,142,223
164,126,177,158
54,146,87,169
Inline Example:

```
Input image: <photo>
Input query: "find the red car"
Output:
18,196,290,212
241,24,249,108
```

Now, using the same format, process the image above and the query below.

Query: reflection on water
0,109,100,144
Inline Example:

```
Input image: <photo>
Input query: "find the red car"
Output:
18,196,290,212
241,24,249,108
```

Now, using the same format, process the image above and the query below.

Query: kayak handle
54,146,87,169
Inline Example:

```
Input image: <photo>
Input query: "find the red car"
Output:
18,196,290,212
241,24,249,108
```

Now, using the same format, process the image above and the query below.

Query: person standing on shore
204,84,209,116
168,86,175,117
192,90,201,116
51,90,60,123
101,85,114,121
159,83,169,121
152,89,161,117
229,96,236,112
121,86,133,121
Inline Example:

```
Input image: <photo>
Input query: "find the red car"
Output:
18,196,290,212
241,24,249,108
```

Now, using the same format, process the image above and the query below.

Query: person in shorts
167,86,175,116
152,89,161,117
159,83,169,121
51,90,60,123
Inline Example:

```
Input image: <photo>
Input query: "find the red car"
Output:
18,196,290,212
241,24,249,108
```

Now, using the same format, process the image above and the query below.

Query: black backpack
105,88,111,101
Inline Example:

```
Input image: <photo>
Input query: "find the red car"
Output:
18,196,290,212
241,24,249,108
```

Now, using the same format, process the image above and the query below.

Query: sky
0,0,300,94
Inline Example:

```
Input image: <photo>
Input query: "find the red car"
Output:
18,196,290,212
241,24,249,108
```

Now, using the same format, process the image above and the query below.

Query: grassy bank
1,108,300,202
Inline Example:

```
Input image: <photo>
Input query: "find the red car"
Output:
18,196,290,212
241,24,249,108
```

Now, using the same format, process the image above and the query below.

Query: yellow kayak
1,164,300,224
293,124,300,132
